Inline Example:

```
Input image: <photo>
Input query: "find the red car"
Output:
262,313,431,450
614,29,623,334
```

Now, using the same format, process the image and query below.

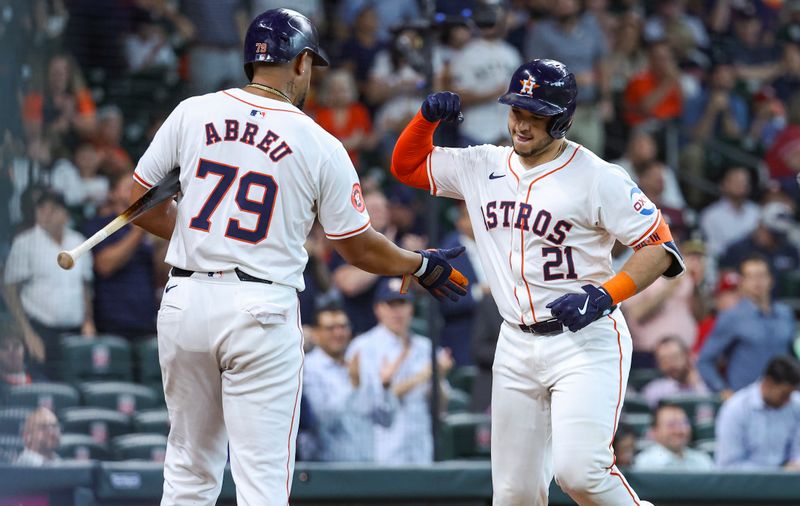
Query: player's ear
294,52,311,77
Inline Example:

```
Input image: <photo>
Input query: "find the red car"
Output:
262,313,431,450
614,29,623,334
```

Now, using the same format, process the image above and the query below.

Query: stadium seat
628,368,662,391
447,389,471,413
133,409,170,436
620,412,652,438
7,383,80,415
0,407,31,435
135,336,161,384
60,407,132,444
58,433,111,461
622,394,651,414
60,335,133,382
448,366,479,393
0,434,24,463
661,394,721,425
111,433,167,462
80,381,159,415
692,420,716,441
439,412,491,460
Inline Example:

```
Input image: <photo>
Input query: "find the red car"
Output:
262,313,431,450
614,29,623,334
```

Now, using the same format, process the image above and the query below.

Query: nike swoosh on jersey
165,284,178,293
489,172,506,180
577,295,590,315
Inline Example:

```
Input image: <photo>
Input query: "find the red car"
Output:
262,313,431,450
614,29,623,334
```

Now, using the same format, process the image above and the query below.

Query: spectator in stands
447,0,521,145
337,0,419,44
124,7,179,75
716,356,800,470
699,166,760,258
182,0,249,94
335,4,384,95
694,271,741,355
642,336,709,409
765,96,800,199
608,10,647,98
8,138,53,229
315,69,377,170
718,4,781,89
0,321,34,403
14,407,61,467
347,278,453,464
636,160,689,241
744,86,787,156
680,61,749,191
623,40,683,128
634,403,713,471
469,294,502,413
302,305,371,461
83,174,159,340
21,52,97,143
612,423,637,468
643,0,709,62
698,255,796,398
623,239,705,365
93,105,134,176
50,142,110,212
330,191,392,336
720,202,800,290
439,202,487,367
524,0,611,153
3,190,95,376
613,129,686,210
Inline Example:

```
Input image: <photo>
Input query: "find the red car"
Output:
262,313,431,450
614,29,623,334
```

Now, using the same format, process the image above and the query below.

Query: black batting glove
546,284,614,332
413,247,469,301
421,92,463,123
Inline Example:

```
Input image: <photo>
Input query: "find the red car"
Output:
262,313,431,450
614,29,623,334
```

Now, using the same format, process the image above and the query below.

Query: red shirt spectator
623,41,682,126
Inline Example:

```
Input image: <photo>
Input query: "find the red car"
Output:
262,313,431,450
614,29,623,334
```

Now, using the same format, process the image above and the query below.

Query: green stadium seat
60,335,133,382
439,413,491,460
0,407,31,435
60,407,132,444
7,383,80,415
448,366,479,393
447,389,471,413
58,433,111,461
628,368,662,391
133,409,170,436
661,394,721,425
0,434,24,463
111,433,167,462
80,381,159,415
135,336,161,384
620,413,652,438
622,394,651,414
692,420,716,442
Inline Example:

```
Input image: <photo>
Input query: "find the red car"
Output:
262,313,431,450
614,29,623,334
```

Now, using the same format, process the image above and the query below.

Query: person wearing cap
693,270,741,355
3,190,95,378
346,277,453,464
719,201,800,294
698,255,796,398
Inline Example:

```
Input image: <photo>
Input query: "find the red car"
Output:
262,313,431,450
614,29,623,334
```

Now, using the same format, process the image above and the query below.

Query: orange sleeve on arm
390,110,439,191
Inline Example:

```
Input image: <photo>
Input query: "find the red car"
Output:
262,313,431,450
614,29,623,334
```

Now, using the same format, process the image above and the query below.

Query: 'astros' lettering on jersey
426,141,661,326
133,88,371,290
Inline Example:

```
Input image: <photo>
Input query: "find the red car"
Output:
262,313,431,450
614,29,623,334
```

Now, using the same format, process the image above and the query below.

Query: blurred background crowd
2,0,800,476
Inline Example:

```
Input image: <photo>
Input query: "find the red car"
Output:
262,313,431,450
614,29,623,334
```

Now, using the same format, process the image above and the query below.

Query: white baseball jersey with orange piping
426,140,661,326
133,87,371,290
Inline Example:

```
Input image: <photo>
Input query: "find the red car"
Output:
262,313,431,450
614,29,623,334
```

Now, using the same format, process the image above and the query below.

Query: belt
518,305,617,336
170,267,273,284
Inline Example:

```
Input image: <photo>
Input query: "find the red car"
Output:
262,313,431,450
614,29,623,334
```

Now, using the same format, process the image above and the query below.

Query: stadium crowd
2,0,800,474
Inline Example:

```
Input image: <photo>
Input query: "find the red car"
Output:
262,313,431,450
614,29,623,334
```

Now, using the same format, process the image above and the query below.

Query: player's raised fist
421,92,463,123
413,247,469,301
546,284,614,332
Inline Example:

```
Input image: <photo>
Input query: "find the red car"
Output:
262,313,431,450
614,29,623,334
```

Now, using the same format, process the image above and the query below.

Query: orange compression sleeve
390,111,439,190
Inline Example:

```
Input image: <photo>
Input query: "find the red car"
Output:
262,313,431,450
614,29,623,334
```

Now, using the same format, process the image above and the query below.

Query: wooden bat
56,168,181,270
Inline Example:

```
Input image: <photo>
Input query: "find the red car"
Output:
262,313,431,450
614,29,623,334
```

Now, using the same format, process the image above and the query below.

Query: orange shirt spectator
623,41,682,126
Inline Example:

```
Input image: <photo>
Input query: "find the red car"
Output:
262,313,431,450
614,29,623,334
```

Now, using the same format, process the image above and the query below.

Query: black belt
518,305,617,336
170,267,273,284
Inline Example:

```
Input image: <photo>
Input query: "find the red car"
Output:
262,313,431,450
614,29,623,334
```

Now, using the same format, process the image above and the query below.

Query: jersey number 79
189,159,278,244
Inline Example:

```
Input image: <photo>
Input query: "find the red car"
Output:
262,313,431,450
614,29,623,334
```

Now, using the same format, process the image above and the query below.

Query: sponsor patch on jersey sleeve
351,183,366,213
630,187,655,216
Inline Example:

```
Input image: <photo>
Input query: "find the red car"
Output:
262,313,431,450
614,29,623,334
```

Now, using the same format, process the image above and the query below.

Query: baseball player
391,59,684,505
128,9,468,506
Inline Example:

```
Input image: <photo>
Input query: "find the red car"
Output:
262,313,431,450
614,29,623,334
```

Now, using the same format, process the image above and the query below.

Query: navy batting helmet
243,8,329,82
498,59,577,139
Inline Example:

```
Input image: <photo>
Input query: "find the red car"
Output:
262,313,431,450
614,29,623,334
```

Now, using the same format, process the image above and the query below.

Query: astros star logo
519,76,540,96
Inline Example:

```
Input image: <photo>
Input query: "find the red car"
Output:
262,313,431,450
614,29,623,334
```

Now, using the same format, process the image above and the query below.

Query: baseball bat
56,168,181,270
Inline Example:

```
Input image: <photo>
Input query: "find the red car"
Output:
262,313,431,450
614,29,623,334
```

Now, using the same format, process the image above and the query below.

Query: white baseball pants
491,312,642,506
156,271,303,506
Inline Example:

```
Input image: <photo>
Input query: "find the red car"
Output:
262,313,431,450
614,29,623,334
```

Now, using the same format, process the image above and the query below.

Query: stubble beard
511,133,556,161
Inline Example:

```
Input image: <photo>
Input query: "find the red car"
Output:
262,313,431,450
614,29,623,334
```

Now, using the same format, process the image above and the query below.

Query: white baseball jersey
134,88,371,290
426,140,663,326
